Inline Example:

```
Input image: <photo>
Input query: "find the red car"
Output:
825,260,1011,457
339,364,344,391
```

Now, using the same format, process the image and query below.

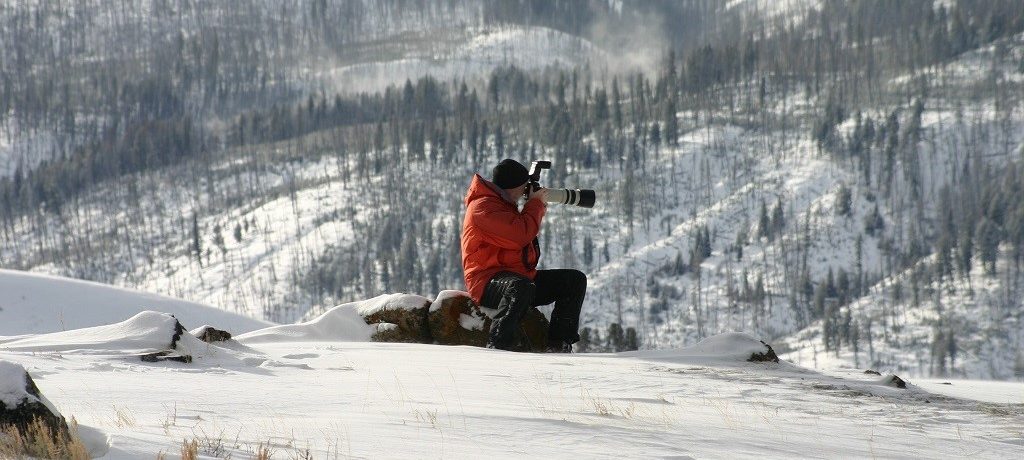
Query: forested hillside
2,0,1024,379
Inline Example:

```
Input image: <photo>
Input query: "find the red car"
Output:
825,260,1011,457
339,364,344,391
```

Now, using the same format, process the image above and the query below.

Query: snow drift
0,311,187,354
236,294,431,344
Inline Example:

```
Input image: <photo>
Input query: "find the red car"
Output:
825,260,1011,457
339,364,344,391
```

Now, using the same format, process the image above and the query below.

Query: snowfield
2,271,1023,458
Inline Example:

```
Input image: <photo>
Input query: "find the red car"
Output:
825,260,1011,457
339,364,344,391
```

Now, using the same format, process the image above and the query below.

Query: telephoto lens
544,189,596,208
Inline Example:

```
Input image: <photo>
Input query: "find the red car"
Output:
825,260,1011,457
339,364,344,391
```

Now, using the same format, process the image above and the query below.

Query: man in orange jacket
461,159,586,352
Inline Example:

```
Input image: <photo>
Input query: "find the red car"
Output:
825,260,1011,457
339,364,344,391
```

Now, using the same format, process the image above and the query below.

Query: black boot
544,341,572,353
483,275,536,351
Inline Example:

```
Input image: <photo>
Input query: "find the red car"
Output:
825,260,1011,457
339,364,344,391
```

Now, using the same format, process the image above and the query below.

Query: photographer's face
504,183,528,203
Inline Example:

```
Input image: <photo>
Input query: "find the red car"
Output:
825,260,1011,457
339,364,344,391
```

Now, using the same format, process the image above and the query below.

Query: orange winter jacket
461,174,546,304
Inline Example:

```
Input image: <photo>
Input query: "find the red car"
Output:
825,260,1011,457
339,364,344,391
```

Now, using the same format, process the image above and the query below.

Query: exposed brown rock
364,299,433,344
193,326,232,343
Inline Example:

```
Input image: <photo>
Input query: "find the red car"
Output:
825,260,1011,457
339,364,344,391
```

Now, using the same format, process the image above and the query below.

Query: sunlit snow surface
1,272,1022,458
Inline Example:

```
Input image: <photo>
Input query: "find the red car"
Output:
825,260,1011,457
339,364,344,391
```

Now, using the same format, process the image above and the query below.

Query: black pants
481,269,586,350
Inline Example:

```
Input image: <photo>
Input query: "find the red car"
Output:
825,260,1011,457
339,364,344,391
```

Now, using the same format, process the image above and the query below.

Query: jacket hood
465,174,516,206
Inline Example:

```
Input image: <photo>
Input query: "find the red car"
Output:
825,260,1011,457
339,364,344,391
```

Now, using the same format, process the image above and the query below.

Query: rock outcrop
364,291,550,351
138,315,192,363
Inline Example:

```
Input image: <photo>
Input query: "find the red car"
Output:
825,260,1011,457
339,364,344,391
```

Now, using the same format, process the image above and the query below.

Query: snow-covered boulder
0,311,187,356
359,294,433,343
0,311,226,364
0,360,70,442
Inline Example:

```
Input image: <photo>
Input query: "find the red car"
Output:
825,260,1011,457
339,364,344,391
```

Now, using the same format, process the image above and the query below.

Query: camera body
527,160,596,208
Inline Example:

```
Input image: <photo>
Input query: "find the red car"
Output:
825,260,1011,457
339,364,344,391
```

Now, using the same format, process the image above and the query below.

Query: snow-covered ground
2,272,1023,458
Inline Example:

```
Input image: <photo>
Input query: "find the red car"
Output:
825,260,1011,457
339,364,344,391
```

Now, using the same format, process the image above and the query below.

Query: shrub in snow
0,360,71,446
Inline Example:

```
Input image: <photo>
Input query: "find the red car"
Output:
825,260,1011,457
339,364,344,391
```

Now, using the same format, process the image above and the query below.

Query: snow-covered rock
0,359,69,441
360,294,433,343
0,311,186,355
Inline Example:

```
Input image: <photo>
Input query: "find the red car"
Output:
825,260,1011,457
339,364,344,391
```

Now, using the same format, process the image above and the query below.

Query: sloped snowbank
0,269,272,336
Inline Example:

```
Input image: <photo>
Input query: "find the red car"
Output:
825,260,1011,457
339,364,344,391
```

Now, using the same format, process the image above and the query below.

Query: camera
527,160,596,208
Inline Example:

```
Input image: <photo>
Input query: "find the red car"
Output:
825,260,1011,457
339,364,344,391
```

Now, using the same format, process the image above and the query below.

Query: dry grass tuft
180,438,199,460
254,441,274,460
0,416,89,460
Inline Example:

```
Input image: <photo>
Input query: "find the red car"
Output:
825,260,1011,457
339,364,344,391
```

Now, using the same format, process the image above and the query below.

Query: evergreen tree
625,327,639,351
607,323,625,352
191,212,202,265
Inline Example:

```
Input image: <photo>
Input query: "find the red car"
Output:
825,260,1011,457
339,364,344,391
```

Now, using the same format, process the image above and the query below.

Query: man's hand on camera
528,187,550,204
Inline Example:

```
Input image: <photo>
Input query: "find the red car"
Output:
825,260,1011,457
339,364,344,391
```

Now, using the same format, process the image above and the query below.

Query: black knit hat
492,159,529,189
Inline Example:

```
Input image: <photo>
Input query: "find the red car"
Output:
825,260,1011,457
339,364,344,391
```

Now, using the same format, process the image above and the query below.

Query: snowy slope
2,305,1023,459
3,7,1024,388
0,269,272,336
